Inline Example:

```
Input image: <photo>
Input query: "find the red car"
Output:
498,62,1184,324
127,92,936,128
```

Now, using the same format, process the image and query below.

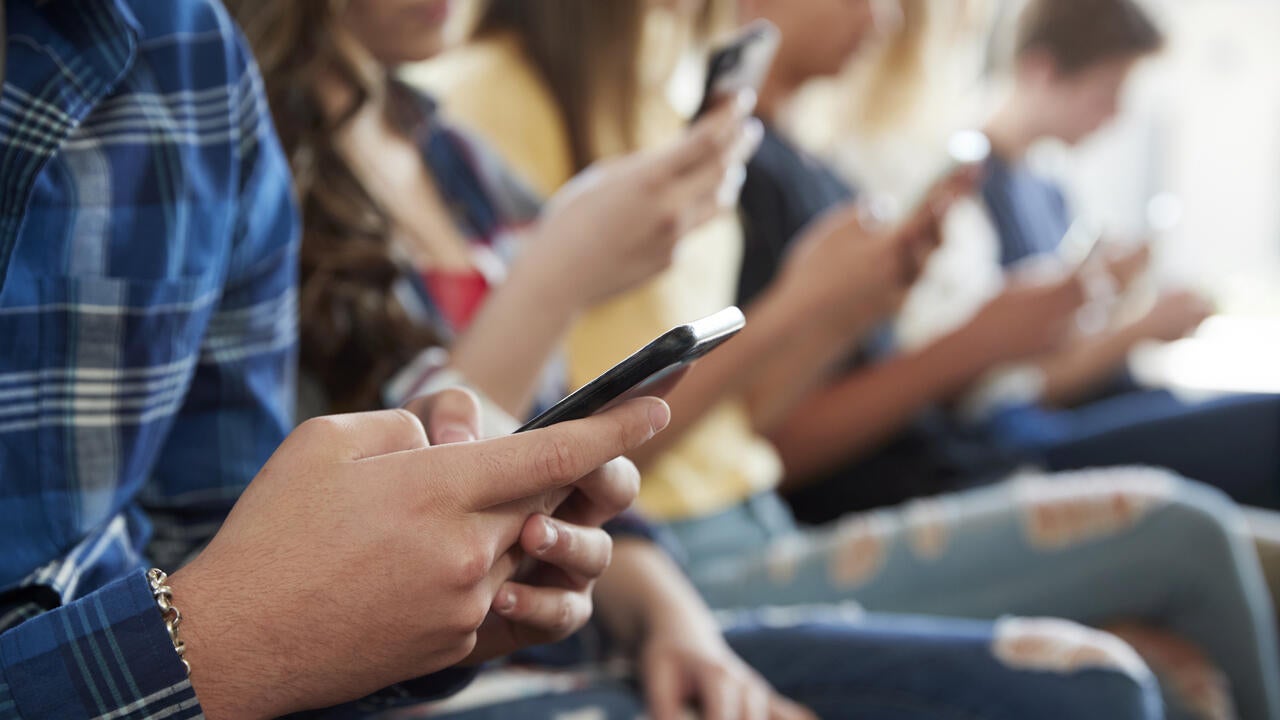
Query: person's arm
593,539,816,720
629,172,975,468
769,271,1089,485
0,572,198,719
1036,289,1212,407
428,103,757,419
768,328,996,486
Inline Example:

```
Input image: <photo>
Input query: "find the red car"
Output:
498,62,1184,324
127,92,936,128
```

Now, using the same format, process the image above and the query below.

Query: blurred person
0,1,666,718
226,1,1139,718
225,1,1182,712
944,0,1280,507
418,0,1280,717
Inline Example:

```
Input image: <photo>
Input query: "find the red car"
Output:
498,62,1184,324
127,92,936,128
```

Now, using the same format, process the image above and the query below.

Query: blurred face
1037,57,1137,145
752,0,891,81
341,0,453,66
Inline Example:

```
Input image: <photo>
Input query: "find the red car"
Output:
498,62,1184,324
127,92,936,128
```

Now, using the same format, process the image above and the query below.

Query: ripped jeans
402,615,1161,719
665,469,1280,720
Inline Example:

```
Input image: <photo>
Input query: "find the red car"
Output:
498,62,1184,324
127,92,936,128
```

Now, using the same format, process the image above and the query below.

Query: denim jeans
663,470,1280,719
405,616,1160,719
988,391,1280,508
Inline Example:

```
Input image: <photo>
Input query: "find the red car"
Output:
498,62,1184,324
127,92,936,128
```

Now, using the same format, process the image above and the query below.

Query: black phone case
516,309,744,432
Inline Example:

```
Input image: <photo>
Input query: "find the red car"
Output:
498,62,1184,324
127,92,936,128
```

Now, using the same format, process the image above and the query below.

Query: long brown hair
469,0,647,173
227,0,440,412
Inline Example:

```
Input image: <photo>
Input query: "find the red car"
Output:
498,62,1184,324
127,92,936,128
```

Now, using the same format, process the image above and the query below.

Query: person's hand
169,393,670,720
396,392,643,664
962,272,1089,364
641,621,817,720
776,166,980,329
1132,289,1213,343
526,90,763,308
1103,241,1152,291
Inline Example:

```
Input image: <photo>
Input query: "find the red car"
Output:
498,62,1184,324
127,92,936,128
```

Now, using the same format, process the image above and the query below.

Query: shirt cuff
0,569,199,719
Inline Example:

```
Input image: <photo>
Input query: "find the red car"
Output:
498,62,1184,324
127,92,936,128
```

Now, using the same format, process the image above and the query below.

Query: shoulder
121,0,252,70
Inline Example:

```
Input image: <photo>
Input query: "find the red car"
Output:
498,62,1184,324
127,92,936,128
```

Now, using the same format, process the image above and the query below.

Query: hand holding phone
517,308,746,432
693,20,781,121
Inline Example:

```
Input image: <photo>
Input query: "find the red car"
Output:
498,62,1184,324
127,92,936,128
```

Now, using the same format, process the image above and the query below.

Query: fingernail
536,518,558,555
648,401,672,433
436,423,476,445
737,118,765,158
717,164,747,207
734,88,757,118
494,588,516,613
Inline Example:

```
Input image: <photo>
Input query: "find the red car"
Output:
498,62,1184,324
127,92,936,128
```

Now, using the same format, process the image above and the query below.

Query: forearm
448,261,579,418
770,327,994,486
1037,322,1147,407
743,301,879,435
625,284,830,468
593,538,719,651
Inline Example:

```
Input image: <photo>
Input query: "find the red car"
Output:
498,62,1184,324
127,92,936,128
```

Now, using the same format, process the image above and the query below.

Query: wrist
505,244,585,322
939,321,1006,377
167,564,281,720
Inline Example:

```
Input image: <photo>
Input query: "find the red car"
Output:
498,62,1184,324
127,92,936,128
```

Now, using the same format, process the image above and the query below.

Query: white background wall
1043,0,1280,314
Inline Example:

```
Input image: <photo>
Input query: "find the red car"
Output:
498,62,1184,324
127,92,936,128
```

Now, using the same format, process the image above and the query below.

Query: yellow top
405,35,782,520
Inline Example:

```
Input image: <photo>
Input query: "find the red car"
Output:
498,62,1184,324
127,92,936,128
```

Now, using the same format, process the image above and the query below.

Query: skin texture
171,392,669,719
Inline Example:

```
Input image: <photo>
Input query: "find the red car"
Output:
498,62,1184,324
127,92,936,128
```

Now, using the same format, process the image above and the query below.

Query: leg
670,472,1280,719
387,674,646,719
722,613,1162,720
995,391,1280,507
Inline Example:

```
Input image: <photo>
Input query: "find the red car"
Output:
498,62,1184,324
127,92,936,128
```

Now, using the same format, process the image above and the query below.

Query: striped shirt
0,0,296,716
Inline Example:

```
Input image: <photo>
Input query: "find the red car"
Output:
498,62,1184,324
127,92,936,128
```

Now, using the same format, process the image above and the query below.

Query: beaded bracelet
146,568,191,676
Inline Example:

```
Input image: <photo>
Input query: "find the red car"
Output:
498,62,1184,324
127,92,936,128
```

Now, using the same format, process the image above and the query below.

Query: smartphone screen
516,307,746,432
693,20,781,120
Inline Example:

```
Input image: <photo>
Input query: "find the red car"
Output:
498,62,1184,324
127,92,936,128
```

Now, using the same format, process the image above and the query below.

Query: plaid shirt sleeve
137,33,300,570
0,570,198,720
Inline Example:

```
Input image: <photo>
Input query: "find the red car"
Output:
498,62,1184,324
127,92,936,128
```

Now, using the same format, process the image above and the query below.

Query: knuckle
451,547,492,589
294,415,342,445
385,407,427,439
536,435,580,483
453,594,492,634
553,595,588,635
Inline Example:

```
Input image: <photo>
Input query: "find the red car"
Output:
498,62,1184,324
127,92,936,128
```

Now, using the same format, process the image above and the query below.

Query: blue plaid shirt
0,1,296,716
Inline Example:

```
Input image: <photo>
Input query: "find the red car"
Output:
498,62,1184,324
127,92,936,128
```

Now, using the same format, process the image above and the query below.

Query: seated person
930,0,1280,507
229,1,1174,717
413,0,1280,717
0,1,659,717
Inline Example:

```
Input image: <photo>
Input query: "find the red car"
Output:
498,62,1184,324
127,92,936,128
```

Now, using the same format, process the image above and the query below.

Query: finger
659,98,747,180
490,581,593,639
645,659,688,720
403,387,483,445
482,545,524,596
743,680,771,720
409,397,670,511
699,670,740,720
305,409,428,462
519,516,613,583
769,694,820,720
555,457,641,527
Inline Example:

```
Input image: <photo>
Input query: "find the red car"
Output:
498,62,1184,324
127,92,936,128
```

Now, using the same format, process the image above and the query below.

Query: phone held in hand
516,307,746,432
693,19,781,121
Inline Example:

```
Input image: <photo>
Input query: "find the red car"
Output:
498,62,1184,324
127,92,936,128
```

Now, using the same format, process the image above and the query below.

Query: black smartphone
516,307,746,432
693,19,781,121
